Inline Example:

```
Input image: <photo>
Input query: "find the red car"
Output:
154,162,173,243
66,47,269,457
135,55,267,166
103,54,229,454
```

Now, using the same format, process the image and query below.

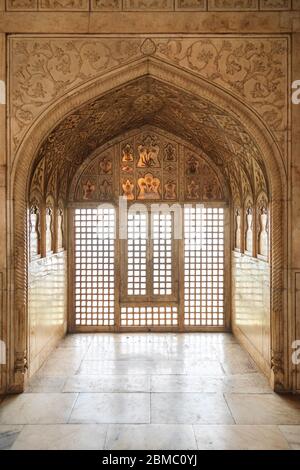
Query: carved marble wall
28,252,67,378
2,12,293,394
296,273,300,391
232,251,271,376
5,0,295,10
10,40,284,392
9,35,288,164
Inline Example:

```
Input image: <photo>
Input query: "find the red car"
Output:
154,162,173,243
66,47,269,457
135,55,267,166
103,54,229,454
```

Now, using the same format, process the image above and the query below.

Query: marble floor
1,332,300,450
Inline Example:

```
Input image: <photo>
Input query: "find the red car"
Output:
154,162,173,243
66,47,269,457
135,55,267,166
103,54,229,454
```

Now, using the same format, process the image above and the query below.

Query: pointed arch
8,57,287,392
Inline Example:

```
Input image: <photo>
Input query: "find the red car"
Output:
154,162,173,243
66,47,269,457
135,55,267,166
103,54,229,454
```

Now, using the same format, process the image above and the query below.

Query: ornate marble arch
28,74,270,206
9,57,286,393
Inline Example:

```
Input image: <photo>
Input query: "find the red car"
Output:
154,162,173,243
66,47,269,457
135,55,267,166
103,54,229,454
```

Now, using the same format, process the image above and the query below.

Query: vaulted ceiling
31,76,269,205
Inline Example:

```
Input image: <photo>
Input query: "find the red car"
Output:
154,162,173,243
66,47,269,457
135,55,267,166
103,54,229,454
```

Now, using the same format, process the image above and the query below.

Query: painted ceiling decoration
30,76,269,205
69,128,226,203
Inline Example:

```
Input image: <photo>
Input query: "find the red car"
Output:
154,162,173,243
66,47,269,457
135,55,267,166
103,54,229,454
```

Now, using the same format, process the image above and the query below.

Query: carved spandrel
155,37,288,134
10,36,287,163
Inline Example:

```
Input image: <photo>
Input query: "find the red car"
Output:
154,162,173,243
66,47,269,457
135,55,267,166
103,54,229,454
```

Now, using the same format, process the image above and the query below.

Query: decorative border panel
9,35,288,163
5,0,294,9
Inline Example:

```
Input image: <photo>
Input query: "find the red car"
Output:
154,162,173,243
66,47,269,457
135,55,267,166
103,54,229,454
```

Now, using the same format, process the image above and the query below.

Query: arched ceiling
32,76,269,205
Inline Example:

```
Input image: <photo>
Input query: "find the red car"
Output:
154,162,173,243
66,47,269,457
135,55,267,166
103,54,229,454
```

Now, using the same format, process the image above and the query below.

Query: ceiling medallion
133,93,163,114
140,38,157,56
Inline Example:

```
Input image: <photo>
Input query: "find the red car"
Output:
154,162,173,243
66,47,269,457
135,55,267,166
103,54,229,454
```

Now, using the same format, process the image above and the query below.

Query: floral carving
185,152,224,200
122,179,135,200
176,0,206,9
137,135,160,168
140,39,157,56
260,0,290,9
67,128,228,205
99,179,113,200
187,180,200,199
10,37,143,152
164,143,177,162
10,36,287,161
208,0,257,9
133,93,163,114
91,0,122,9
138,173,161,200
82,179,96,200
156,37,288,135
122,143,134,163
31,78,267,207
99,156,112,174
164,181,177,199
124,0,173,10
39,0,89,9
6,0,37,9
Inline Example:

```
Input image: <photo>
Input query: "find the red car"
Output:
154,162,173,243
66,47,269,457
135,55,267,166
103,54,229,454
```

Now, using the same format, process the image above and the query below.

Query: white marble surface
25,376,66,393
151,392,234,424
0,425,23,450
105,424,197,450
63,375,150,393
11,424,107,450
77,359,187,375
225,393,300,425
279,425,300,449
193,425,290,450
69,393,150,424
1,332,300,450
0,393,78,424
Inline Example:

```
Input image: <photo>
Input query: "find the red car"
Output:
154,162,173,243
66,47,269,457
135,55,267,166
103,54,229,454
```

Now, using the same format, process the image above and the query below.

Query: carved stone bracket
14,350,28,374
271,351,285,391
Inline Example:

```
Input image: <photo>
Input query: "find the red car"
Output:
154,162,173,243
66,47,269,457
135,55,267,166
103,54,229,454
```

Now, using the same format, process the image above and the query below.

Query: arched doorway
8,60,286,393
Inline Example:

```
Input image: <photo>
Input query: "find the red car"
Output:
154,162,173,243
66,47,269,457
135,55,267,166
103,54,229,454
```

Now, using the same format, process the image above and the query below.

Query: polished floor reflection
0,333,300,449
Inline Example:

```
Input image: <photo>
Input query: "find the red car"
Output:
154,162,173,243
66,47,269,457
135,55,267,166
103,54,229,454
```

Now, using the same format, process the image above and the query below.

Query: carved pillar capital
14,349,27,374
271,350,285,391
